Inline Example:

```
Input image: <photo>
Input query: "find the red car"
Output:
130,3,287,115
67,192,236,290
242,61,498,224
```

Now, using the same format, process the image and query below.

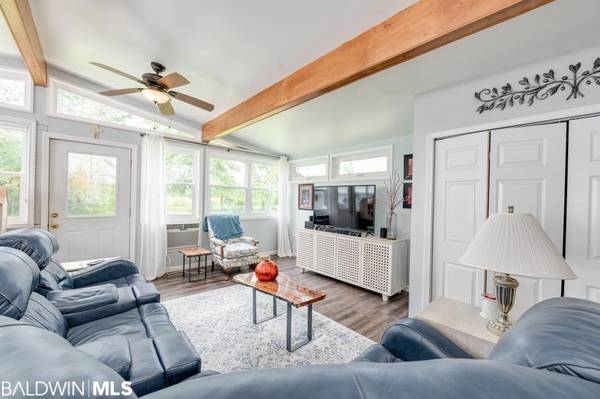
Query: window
0,118,35,226
49,80,195,138
0,68,33,112
331,146,393,180
207,152,279,217
289,156,328,182
67,153,117,217
164,146,200,220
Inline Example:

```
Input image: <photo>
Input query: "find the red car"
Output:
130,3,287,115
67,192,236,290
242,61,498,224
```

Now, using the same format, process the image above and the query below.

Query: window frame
288,155,329,183
0,116,36,227
163,144,202,224
47,78,198,140
0,67,34,113
205,149,279,219
330,145,393,181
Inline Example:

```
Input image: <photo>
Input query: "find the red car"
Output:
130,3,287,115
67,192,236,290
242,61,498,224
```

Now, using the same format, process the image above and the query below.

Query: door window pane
67,153,117,217
0,175,21,216
209,158,246,187
209,186,246,214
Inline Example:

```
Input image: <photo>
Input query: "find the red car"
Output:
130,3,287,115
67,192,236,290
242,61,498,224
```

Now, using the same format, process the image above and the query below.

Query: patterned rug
163,285,375,373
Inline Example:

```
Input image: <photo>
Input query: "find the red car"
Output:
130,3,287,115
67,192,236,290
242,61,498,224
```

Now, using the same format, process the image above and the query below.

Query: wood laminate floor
155,256,408,341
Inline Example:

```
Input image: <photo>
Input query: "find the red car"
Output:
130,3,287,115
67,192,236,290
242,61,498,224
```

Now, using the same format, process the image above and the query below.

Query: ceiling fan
90,61,214,116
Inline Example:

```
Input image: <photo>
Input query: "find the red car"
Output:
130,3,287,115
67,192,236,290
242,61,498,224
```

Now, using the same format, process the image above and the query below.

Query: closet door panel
432,132,489,305
489,123,566,318
565,117,600,302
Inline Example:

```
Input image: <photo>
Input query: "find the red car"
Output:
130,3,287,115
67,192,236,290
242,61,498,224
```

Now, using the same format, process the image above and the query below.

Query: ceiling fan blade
169,91,214,112
90,62,145,84
158,72,190,89
157,101,175,116
99,88,142,96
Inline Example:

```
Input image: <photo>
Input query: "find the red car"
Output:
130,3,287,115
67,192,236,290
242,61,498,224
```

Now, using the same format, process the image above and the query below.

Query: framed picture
403,182,412,209
298,184,314,210
404,154,413,180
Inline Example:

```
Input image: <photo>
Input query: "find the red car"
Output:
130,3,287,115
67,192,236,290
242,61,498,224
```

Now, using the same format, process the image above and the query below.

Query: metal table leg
286,303,313,352
204,254,208,279
182,254,186,277
252,289,279,324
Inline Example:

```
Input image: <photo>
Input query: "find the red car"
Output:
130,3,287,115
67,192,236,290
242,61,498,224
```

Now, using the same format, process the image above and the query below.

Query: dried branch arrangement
384,170,404,212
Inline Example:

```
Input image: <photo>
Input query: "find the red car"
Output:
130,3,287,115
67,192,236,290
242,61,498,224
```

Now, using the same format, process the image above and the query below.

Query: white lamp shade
459,213,576,280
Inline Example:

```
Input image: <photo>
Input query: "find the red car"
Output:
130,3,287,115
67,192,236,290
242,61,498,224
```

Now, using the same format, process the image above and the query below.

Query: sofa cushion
488,297,600,384
129,338,167,396
77,335,132,379
139,302,176,337
60,286,138,327
67,307,149,345
20,292,68,337
0,228,57,269
153,332,201,385
221,242,258,259
38,259,73,295
0,247,39,318
48,283,119,314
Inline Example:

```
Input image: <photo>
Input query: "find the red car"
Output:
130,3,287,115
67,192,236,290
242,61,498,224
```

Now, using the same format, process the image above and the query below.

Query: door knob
51,212,59,218
50,223,59,229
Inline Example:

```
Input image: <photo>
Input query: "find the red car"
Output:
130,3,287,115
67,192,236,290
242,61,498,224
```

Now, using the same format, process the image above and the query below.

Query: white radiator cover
296,229,409,301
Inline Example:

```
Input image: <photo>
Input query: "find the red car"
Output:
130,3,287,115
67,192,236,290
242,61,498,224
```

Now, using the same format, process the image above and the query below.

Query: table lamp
459,207,576,335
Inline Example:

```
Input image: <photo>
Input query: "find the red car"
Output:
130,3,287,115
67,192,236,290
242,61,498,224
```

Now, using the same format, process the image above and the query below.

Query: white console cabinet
296,229,409,301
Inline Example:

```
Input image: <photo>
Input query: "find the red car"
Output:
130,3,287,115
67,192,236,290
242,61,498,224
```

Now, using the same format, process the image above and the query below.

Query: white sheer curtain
277,156,293,257
138,134,167,280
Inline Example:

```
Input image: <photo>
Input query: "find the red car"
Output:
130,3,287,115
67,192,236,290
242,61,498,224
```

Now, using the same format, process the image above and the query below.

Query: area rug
163,285,375,373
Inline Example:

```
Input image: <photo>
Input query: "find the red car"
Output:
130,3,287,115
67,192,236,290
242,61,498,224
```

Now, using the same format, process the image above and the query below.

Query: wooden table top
233,272,326,308
178,246,212,257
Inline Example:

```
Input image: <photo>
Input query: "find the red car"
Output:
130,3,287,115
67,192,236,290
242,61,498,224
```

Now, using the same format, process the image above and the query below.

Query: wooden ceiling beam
202,0,553,142
0,0,46,86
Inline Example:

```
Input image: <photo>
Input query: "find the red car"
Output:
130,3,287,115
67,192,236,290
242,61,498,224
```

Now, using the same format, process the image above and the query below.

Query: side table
178,247,213,282
416,297,499,358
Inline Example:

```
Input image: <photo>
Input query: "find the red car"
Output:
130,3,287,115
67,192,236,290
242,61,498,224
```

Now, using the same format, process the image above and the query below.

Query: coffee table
233,272,326,352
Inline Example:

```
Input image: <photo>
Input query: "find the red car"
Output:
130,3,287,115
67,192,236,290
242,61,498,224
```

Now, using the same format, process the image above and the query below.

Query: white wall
288,135,413,252
0,57,280,262
409,44,600,315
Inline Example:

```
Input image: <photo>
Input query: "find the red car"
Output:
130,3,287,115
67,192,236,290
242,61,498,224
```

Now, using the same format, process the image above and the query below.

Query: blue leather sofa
0,246,201,396
0,228,160,305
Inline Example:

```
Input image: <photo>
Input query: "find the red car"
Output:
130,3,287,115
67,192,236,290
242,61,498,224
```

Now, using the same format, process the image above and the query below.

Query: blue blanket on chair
204,215,244,241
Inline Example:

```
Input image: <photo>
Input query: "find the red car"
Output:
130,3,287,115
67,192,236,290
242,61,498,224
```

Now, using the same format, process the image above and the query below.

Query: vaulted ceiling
0,0,598,158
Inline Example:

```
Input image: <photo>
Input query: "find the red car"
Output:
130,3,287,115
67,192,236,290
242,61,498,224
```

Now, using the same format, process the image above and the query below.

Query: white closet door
432,132,489,305
565,117,600,302
489,123,566,318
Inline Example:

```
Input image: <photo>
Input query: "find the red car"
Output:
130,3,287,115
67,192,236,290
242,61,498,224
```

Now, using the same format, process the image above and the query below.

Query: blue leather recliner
0,246,201,396
0,228,160,305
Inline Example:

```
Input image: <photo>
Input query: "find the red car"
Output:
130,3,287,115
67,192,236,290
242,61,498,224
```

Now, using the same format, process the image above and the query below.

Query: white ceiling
234,0,600,157
0,0,417,128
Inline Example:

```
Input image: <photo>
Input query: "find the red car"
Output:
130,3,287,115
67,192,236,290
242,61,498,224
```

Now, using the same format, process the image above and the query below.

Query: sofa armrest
153,332,201,385
60,286,138,327
240,236,258,246
379,318,473,361
132,281,161,305
210,237,226,247
47,284,119,314
70,258,139,288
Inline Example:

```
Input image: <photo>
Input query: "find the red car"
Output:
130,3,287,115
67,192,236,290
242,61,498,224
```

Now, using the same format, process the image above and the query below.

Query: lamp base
487,273,519,336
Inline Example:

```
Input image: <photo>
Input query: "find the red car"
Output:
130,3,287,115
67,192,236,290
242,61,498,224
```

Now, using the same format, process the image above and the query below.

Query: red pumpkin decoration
255,258,279,282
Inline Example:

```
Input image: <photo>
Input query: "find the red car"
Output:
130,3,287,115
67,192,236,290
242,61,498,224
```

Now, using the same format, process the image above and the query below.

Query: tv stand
296,229,409,301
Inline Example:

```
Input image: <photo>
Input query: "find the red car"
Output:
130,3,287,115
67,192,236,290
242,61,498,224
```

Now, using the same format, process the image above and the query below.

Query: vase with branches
383,171,403,239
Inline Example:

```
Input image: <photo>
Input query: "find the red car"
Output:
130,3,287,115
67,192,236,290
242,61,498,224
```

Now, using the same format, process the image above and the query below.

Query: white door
489,123,567,318
48,139,132,262
432,132,489,305
565,117,600,302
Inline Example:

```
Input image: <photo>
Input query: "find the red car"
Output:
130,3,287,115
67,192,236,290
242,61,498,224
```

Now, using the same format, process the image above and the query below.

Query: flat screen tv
313,185,376,232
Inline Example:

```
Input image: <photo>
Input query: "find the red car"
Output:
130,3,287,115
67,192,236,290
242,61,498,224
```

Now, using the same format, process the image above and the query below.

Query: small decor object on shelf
402,182,412,209
384,171,404,240
403,154,413,180
475,56,600,113
298,183,314,210
480,293,500,321
380,227,388,239
255,258,279,282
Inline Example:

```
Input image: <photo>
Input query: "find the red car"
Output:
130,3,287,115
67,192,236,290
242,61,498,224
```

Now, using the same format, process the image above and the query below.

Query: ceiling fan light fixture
142,88,170,104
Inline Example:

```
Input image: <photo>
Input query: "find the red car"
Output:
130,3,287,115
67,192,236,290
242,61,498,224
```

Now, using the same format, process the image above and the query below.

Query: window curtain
138,134,167,280
277,156,293,257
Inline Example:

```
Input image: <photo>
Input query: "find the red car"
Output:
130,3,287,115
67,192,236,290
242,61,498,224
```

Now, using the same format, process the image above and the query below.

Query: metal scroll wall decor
474,57,600,113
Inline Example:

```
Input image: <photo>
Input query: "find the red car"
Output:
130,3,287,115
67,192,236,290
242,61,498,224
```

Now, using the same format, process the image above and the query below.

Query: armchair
205,215,260,272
